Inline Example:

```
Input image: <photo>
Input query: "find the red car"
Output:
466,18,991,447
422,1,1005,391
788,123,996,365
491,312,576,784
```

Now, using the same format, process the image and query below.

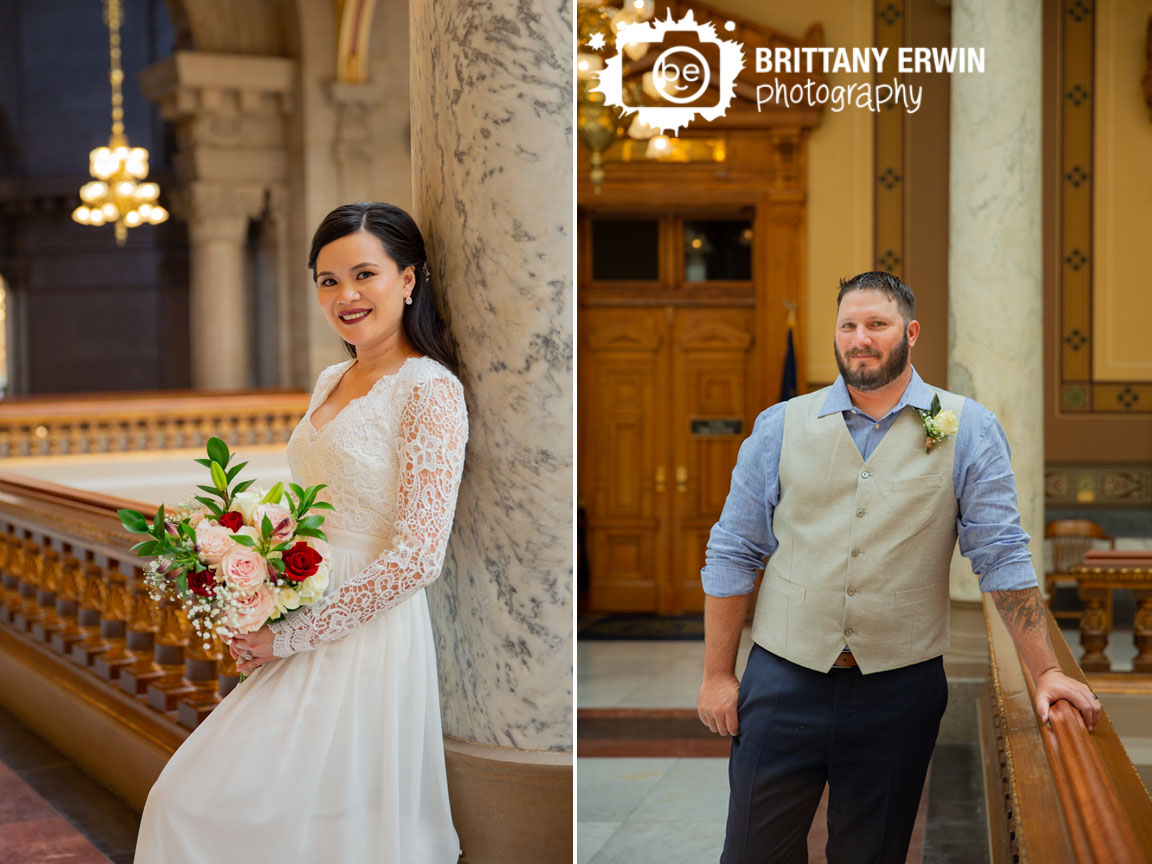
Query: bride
135,202,467,863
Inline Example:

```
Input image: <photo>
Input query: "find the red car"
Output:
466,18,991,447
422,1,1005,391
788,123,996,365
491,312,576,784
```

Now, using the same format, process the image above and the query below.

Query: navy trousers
720,645,947,864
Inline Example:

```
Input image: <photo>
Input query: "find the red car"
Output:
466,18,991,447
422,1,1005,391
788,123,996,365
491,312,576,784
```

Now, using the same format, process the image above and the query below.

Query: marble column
948,0,1044,602
410,2,571,862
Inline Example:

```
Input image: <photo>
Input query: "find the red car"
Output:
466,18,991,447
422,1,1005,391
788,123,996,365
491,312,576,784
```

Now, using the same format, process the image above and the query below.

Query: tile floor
0,706,139,863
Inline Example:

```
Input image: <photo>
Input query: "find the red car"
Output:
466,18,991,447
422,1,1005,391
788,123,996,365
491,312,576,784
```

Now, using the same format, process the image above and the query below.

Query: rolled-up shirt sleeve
954,405,1037,592
701,405,785,597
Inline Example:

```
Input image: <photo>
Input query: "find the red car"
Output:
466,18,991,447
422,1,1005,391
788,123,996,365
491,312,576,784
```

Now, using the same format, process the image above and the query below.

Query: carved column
328,82,384,204
140,51,294,389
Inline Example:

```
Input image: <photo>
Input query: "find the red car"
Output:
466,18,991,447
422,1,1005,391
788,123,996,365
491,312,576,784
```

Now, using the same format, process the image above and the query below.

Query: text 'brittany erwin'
755,46,986,75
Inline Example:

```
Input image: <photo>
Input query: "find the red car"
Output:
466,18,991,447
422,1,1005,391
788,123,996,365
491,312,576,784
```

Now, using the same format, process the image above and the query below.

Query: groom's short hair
837,271,916,325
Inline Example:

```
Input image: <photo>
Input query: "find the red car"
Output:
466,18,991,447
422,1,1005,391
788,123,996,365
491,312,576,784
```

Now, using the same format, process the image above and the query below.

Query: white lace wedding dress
136,356,467,863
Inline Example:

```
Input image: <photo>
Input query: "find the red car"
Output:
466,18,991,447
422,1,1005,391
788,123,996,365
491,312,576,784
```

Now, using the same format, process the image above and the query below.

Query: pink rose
219,547,268,593
253,504,296,543
187,507,209,528
231,583,275,633
196,523,236,566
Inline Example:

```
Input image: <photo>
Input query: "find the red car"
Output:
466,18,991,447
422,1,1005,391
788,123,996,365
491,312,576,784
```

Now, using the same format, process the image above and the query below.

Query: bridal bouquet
117,437,334,646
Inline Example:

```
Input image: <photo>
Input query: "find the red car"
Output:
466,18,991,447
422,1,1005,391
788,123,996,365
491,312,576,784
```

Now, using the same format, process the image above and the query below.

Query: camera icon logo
593,10,743,135
627,32,721,107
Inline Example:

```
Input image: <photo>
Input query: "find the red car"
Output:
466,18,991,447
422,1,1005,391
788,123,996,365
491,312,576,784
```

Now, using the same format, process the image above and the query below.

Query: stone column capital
174,182,267,244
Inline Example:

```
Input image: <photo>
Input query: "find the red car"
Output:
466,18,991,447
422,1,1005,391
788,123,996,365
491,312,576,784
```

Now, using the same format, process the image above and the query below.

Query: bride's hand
230,627,277,674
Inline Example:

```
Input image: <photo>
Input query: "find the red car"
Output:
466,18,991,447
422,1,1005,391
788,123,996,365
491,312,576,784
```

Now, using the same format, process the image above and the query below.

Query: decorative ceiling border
1058,0,1150,414
874,0,905,276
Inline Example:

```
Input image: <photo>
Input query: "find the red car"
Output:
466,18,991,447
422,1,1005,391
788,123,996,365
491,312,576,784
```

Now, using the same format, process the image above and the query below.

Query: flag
779,325,798,403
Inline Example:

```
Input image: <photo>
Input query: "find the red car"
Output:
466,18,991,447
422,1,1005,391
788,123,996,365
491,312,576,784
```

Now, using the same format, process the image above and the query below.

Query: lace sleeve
270,374,468,656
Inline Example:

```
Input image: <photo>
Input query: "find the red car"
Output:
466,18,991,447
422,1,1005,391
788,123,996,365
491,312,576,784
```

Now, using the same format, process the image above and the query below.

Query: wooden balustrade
0,470,260,758
0,389,308,458
981,594,1152,862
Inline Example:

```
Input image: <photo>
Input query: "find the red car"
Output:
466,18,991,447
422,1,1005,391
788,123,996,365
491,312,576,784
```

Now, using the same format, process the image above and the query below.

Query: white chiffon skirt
135,528,460,863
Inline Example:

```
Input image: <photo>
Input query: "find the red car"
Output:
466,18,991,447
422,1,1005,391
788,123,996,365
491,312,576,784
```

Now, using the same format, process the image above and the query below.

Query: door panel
580,307,669,611
670,309,756,613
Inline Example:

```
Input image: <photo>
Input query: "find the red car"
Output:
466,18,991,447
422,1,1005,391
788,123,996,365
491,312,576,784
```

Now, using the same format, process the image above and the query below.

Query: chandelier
72,0,168,246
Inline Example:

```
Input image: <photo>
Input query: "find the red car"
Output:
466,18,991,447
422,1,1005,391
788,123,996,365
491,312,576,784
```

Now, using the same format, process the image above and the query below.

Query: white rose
935,410,959,437
297,563,331,604
275,586,302,615
234,525,260,544
232,489,264,523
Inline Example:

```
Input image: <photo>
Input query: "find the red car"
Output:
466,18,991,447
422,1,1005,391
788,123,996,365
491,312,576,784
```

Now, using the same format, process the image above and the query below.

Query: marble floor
576,621,1131,863
0,706,139,863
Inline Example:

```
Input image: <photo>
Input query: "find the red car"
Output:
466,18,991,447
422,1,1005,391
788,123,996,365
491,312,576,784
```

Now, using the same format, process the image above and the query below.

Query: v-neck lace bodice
287,355,466,537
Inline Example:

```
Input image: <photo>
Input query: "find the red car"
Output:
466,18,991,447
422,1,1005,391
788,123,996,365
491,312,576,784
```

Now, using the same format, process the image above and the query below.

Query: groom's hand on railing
1034,667,1101,731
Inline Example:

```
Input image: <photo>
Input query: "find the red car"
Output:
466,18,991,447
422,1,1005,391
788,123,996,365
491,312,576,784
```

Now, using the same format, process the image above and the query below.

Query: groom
697,271,1099,863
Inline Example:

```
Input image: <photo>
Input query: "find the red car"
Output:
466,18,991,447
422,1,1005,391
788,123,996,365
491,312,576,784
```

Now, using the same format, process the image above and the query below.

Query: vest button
844,627,853,637
847,586,856,596
851,548,861,557
860,470,871,479
856,509,866,517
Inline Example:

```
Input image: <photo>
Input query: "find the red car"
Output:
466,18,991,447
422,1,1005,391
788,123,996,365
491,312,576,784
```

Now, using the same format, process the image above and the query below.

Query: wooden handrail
983,594,1152,863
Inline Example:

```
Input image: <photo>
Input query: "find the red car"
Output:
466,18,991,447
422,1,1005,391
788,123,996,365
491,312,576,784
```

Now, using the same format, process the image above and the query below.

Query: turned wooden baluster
27,538,63,642
1079,588,1112,673
49,545,90,655
0,526,20,625
13,534,43,633
123,589,187,697
177,629,227,730
1133,590,1152,675
146,598,199,713
112,563,161,684
92,558,136,680
71,553,111,667
67,422,87,455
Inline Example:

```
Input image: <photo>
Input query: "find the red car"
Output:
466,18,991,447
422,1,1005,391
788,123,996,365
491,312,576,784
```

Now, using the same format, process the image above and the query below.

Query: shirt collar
818,366,934,419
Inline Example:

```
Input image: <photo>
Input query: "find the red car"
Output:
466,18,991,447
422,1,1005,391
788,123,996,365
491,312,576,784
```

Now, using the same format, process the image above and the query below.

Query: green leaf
196,484,222,497
137,540,166,557
210,462,228,491
194,496,223,517
293,528,327,541
930,393,941,417
308,501,335,511
226,461,249,482
261,514,273,541
230,534,256,547
297,515,324,530
117,509,150,534
193,458,212,468
206,437,230,467
270,541,290,552
175,571,188,595
179,521,197,543
268,557,286,572
261,482,285,505
289,483,305,502
233,479,256,494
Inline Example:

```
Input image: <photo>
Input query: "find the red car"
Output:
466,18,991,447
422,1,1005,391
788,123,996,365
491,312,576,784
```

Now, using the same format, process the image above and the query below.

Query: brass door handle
655,466,666,493
676,466,688,493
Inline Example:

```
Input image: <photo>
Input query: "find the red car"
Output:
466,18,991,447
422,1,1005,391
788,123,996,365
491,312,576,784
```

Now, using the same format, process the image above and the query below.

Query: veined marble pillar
948,0,1044,602
410,2,571,862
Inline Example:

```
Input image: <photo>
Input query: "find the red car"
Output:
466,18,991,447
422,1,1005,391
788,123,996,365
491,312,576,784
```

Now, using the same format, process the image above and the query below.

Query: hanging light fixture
72,0,168,246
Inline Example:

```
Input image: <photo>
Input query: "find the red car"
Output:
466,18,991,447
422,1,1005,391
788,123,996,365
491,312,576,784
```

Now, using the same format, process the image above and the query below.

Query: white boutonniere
918,394,958,454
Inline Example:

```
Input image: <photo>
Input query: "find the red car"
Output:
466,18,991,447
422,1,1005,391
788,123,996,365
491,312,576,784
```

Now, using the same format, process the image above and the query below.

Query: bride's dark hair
307,202,459,375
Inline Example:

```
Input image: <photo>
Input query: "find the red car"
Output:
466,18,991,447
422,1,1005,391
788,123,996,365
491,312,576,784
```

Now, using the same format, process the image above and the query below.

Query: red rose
188,568,217,598
282,542,322,583
218,511,244,532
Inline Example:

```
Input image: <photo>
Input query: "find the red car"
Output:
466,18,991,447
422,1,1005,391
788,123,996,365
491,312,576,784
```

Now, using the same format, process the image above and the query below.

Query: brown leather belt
832,649,858,668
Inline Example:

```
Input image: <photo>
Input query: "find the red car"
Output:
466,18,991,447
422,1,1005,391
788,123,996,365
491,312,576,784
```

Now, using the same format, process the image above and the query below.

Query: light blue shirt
702,367,1036,596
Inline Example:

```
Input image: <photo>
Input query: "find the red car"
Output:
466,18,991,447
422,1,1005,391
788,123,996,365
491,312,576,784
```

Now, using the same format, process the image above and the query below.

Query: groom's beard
834,331,910,391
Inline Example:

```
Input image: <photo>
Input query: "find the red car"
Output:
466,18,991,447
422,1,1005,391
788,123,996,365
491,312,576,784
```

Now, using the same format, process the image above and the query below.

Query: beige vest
751,386,965,673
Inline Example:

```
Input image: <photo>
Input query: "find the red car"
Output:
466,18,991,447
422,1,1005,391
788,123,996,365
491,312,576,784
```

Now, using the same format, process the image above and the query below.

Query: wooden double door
578,212,759,614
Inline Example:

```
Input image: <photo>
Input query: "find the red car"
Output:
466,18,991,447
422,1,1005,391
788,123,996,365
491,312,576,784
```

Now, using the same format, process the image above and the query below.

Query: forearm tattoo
991,587,1056,659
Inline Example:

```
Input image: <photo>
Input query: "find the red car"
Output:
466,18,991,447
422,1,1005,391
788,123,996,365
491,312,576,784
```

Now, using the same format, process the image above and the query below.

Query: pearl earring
404,295,413,305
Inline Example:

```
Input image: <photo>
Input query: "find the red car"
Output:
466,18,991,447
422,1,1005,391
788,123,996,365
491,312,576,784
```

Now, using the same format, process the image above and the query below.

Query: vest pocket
891,474,944,493
768,574,806,602
892,583,935,607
